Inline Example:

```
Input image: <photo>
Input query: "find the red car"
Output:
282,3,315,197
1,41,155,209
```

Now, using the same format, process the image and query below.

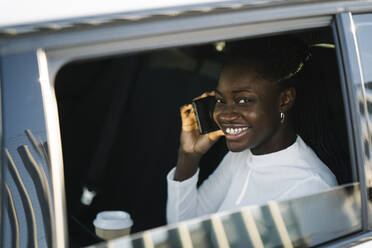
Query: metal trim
37,49,68,248
1,0,372,37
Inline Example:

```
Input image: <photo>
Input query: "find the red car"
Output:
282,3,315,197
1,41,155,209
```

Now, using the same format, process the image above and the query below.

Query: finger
180,104,192,110
180,105,195,120
180,104,197,131
182,123,198,131
194,91,217,101
207,129,224,141
208,91,216,96
193,92,209,101
180,104,192,114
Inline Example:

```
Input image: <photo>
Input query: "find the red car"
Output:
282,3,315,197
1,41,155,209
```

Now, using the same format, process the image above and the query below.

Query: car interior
54,27,353,247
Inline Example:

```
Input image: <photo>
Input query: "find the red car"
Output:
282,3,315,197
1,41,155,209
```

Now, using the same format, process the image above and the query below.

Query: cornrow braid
223,35,311,90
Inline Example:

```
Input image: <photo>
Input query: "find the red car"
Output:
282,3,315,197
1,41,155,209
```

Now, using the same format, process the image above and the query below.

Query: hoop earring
280,112,285,124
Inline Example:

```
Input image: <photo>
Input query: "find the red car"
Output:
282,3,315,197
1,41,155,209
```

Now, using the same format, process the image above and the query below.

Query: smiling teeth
225,127,248,135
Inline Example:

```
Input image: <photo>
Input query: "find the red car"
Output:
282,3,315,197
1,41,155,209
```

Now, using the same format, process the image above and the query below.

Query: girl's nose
218,105,239,122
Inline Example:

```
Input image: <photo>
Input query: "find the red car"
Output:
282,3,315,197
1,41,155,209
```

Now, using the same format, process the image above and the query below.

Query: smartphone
192,96,219,134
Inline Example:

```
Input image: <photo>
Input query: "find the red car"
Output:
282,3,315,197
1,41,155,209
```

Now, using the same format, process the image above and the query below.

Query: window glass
91,184,361,247
54,27,357,247
353,13,372,229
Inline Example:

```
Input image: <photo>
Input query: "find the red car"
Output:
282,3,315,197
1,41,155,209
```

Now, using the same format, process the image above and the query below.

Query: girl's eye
237,98,252,104
216,98,224,104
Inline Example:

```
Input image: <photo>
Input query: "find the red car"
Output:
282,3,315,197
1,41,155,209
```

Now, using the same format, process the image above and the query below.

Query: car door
2,1,372,248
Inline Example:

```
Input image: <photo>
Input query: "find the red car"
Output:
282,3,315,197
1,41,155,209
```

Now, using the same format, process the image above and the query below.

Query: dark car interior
54,27,353,247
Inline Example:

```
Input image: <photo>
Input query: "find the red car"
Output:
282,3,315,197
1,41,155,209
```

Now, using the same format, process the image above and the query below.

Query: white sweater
166,136,337,224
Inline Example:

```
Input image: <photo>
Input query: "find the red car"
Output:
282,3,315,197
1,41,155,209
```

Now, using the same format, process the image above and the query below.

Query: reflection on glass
221,209,257,247
6,147,38,247
1,52,54,248
189,220,214,248
4,132,53,248
89,184,361,248
5,183,20,248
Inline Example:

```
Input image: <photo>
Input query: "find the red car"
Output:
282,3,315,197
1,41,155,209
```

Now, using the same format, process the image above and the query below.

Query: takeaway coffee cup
93,211,133,240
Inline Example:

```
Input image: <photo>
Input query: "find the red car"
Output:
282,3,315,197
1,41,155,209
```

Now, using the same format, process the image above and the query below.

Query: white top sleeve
166,152,233,224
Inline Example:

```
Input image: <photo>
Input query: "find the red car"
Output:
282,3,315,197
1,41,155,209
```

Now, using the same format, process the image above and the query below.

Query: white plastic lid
93,211,133,230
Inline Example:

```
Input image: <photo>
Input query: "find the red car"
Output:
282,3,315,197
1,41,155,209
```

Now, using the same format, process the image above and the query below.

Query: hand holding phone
179,92,224,156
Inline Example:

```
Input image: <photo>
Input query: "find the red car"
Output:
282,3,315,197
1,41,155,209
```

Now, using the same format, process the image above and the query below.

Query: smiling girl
166,36,337,224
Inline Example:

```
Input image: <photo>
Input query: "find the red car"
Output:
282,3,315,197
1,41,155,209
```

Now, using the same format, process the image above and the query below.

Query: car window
351,13,372,229
52,26,360,247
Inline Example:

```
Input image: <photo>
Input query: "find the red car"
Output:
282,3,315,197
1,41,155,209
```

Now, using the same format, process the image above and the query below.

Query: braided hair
223,36,310,90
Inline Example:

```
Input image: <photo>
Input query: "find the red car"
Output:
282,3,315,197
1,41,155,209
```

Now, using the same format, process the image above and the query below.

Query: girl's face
213,64,283,153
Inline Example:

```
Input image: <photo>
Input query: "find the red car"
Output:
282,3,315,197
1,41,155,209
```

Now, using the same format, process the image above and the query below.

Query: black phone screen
192,96,219,134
